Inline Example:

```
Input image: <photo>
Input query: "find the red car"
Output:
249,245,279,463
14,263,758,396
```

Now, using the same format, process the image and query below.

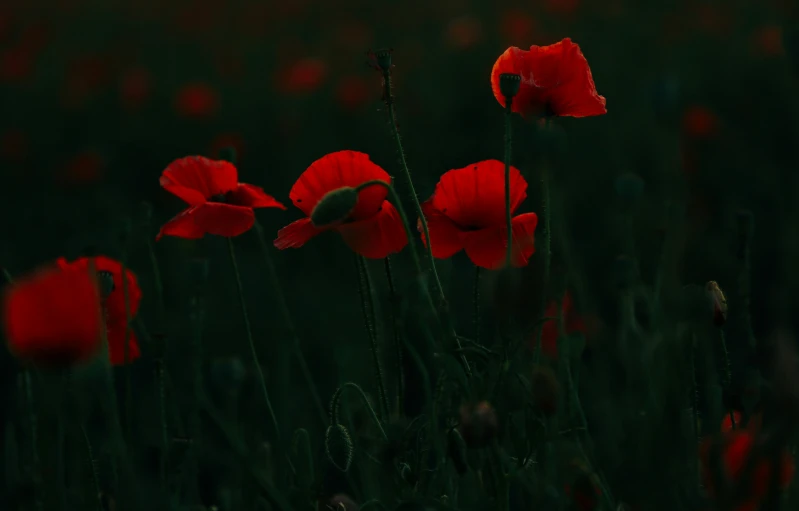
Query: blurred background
1,0,799,508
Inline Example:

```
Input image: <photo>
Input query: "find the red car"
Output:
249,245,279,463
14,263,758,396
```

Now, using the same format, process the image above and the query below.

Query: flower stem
253,220,327,427
504,98,513,268
356,256,390,420
384,257,405,417
473,266,481,345
533,165,552,364
119,256,132,441
225,238,283,448
329,382,388,440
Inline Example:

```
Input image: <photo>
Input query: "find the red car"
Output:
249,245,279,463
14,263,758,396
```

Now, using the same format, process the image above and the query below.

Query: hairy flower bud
325,424,354,472
310,187,358,227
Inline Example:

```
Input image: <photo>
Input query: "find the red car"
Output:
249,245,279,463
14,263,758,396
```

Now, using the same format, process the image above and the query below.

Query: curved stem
225,239,283,447
329,382,389,441
356,256,390,420
504,97,513,268
384,257,404,417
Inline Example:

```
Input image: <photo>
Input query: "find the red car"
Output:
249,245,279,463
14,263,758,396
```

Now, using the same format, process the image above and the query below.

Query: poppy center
210,193,229,203
97,270,115,298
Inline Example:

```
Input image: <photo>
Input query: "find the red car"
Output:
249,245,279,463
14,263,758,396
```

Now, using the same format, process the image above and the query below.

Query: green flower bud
310,187,359,227
325,424,354,472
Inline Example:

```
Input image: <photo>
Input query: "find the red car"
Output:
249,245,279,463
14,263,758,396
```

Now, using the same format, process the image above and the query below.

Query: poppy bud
217,146,237,165
325,424,354,472
614,173,644,205
446,428,469,474
499,73,522,99
367,48,393,72
458,400,498,448
705,281,728,327
531,365,560,416
310,187,359,227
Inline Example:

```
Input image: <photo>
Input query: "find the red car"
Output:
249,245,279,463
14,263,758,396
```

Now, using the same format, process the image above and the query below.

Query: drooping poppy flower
274,150,408,259
3,266,102,366
157,156,285,241
699,429,794,503
491,38,606,118
420,160,537,269
539,290,585,358
57,256,142,366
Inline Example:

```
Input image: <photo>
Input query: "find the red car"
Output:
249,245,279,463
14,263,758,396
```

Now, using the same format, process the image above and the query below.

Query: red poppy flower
420,160,537,269
274,150,408,259
57,256,142,366
491,38,606,118
540,291,585,358
157,156,286,241
3,266,102,366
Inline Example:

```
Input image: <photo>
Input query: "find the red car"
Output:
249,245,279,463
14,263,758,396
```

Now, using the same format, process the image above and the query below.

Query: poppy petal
491,46,545,116
274,217,326,250
290,150,390,220
106,324,141,366
228,183,287,209
160,156,238,205
191,202,255,237
156,207,206,241
462,212,538,269
420,200,463,259
335,200,408,259
57,256,143,323
432,160,527,229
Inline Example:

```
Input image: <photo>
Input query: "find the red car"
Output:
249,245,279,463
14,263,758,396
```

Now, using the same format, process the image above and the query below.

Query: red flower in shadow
491,38,606,118
3,266,102,367
420,160,537,269
274,150,408,259
57,256,142,366
539,291,585,358
174,82,219,118
157,156,285,240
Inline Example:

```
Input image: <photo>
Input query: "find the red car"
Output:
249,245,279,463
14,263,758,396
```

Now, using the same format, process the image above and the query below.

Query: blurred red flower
445,16,483,50
721,410,743,432
682,106,719,139
0,47,34,84
752,25,784,56
275,58,328,95
499,9,538,46
174,82,219,118
59,150,105,184
3,266,102,367
119,67,153,111
491,38,606,118
420,160,537,269
335,74,371,111
157,156,285,240
544,0,580,16
274,150,408,259
539,291,586,358
57,256,141,366
209,132,246,162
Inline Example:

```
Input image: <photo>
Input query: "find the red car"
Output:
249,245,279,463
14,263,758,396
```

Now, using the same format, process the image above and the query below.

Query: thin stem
225,238,283,446
533,165,552,364
253,220,327,427
384,257,405,417
24,371,42,511
330,382,389,441
473,266,481,346
81,425,102,511
381,68,445,300
119,257,132,440
504,97,513,268
356,256,390,420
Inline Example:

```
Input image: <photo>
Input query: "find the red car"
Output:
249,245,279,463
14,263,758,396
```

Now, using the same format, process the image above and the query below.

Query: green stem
473,266,481,346
253,220,327,427
504,97,513,268
119,257,132,440
225,238,283,447
356,256,390,420
329,382,388,441
81,424,102,511
384,257,405,417
533,166,552,364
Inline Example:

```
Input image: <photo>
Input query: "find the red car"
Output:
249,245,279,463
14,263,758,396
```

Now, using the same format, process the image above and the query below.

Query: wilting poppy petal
290,150,390,220
3,267,102,366
57,256,142,324
228,183,286,209
156,207,206,241
107,323,141,366
160,156,238,205
274,217,327,250
335,201,408,259
431,160,527,229
461,212,537,269
420,200,463,259
191,202,255,237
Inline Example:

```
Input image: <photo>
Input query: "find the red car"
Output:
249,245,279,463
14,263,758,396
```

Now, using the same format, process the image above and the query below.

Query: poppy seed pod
531,365,560,416
499,73,522,99
614,173,644,204
325,424,354,472
705,281,728,327
310,187,359,227
458,401,498,448
369,48,392,72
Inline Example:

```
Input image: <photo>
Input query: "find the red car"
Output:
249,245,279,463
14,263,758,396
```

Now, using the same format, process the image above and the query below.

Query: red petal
420,200,464,259
106,324,141,366
57,256,142,324
289,150,390,220
3,267,102,366
335,201,408,258
160,156,238,205
228,183,287,209
192,202,255,237
491,46,545,116
156,207,206,241
274,217,326,250
461,212,537,269
431,160,527,230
